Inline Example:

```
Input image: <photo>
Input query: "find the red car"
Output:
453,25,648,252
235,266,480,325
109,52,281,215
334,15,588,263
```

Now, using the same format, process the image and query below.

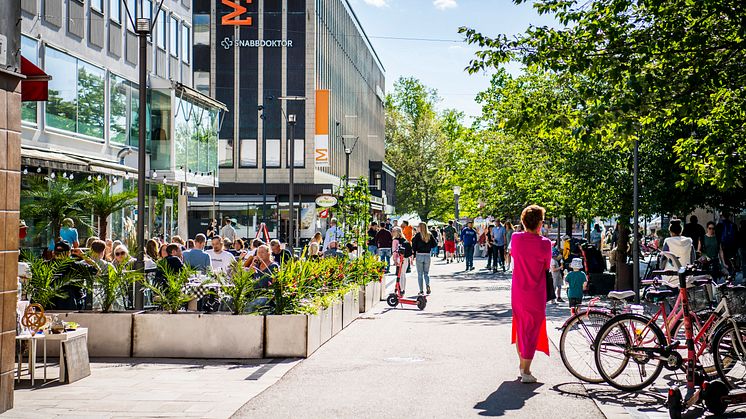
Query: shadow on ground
419,303,514,326
474,380,542,416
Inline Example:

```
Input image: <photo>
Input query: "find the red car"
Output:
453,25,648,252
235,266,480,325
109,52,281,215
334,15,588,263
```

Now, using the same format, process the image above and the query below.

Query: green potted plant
216,261,271,315
133,261,264,359
22,251,79,310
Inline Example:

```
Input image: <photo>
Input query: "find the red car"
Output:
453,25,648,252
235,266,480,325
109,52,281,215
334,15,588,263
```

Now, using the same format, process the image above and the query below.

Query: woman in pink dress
511,205,552,383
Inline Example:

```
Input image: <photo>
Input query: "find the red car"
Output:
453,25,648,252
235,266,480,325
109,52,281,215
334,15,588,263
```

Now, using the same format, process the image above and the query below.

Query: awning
21,56,51,102
21,147,89,172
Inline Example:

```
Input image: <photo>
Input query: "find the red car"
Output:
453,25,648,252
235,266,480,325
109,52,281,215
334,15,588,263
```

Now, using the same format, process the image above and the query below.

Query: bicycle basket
687,286,712,313
720,285,746,315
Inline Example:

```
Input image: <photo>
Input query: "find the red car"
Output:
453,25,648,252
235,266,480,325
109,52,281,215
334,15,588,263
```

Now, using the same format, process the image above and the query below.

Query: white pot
359,282,376,313
342,289,359,328
331,300,343,336
264,314,321,358
133,312,264,358
55,311,140,358
319,306,333,344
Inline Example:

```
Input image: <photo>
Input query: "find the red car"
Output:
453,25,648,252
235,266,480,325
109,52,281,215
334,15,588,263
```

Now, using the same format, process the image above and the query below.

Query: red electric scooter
386,257,427,310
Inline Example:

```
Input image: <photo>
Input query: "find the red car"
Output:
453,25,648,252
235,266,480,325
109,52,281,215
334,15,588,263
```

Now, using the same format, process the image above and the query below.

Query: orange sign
315,89,330,168
221,0,253,26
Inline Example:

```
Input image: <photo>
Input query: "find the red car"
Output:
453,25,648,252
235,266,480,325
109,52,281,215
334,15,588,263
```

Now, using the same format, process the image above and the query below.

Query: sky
348,0,557,120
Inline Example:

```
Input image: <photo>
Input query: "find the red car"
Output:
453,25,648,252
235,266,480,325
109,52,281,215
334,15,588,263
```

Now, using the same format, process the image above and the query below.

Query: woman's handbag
546,270,556,302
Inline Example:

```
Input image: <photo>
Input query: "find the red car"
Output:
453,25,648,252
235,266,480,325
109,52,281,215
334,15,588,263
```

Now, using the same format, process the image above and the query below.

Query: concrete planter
373,280,382,302
53,311,141,358
133,312,264,358
319,306,333,344
331,300,343,336
342,288,359,328
264,314,321,358
358,282,376,313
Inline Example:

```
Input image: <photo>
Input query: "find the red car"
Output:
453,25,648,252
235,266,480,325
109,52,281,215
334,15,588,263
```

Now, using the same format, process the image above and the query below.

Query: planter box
133,312,264,359
264,314,321,358
53,311,140,358
342,289,359,328
319,306,333,344
331,300,343,336
358,282,376,313
373,280,382,302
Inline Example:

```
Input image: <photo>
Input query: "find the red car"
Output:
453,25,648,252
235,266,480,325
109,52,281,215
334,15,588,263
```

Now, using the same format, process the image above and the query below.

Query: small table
15,328,89,386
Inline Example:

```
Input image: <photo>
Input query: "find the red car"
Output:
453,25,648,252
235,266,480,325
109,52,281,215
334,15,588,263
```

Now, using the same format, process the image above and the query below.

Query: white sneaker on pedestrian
521,372,537,383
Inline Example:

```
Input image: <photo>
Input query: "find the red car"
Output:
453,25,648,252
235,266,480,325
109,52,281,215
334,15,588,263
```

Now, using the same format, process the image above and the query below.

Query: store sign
221,37,294,49
315,89,330,167
221,0,253,26
315,195,338,208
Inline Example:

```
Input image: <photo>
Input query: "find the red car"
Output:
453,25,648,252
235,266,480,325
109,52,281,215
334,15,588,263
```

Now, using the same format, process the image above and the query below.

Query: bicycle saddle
608,290,636,301
646,288,677,300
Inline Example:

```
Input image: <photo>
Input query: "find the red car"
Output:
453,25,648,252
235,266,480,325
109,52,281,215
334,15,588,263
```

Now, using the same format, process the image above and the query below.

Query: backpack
721,221,737,247
399,240,413,258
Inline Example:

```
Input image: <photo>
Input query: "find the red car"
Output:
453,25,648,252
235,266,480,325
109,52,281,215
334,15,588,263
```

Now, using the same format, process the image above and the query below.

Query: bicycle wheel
712,321,746,389
560,310,613,383
594,313,667,391
670,313,716,379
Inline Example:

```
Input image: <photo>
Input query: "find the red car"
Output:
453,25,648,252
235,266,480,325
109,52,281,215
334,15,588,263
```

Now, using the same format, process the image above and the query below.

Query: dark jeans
486,245,493,267
465,244,475,269
492,244,505,270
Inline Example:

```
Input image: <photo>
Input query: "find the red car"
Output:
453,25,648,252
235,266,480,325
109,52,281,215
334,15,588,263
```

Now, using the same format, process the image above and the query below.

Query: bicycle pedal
664,341,680,353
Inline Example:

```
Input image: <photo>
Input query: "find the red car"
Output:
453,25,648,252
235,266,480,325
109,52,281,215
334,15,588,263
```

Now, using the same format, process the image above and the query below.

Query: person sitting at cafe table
75,239,110,273
250,245,279,288
323,240,345,259
154,244,185,288
182,233,211,273
49,241,92,310
206,235,236,274
270,239,293,267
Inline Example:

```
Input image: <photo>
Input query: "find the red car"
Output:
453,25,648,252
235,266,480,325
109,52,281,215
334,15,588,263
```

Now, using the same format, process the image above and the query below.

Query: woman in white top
661,220,696,287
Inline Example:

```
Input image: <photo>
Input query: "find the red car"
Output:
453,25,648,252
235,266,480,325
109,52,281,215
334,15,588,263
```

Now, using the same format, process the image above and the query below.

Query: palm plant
215,261,271,314
141,260,196,314
85,180,136,239
23,251,78,309
98,262,142,312
21,177,88,241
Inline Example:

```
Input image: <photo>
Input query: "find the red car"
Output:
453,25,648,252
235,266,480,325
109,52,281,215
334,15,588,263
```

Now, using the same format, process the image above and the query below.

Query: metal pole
633,138,640,303
288,115,296,248
135,23,148,310
345,151,350,185
454,194,460,221
261,108,267,225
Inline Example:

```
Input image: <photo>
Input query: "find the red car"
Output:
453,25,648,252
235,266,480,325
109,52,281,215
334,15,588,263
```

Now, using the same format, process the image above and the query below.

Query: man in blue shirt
491,220,507,273
461,220,478,271
182,233,211,273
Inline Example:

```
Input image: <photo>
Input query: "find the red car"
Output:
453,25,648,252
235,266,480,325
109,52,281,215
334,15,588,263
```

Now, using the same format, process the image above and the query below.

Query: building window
286,139,305,168
45,47,106,139
110,74,139,146
169,15,179,57
193,15,208,45
219,138,233,167
240,139,257,167
182,24,191,63
125,0,136,32
91,0,103,13
109,0,121,23
21,35,39,124
266,139,280,167
156,9,166,49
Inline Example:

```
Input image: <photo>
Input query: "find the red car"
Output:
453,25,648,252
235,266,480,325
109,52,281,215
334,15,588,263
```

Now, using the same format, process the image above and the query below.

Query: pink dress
510,232,552,359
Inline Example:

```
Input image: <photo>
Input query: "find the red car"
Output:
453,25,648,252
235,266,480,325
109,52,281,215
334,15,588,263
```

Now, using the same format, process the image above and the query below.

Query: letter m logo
221,0,253,26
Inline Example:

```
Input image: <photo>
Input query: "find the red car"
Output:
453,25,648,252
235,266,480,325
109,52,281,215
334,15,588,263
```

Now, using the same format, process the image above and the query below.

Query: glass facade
45,47,106,139
109,0,121,23
21,35,38,124
109,73,140,146
170,15,180,57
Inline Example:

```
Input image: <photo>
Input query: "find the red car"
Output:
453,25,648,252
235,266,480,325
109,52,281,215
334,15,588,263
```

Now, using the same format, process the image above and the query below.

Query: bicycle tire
594,313,667,392
712,321,746,390
560,309,614,383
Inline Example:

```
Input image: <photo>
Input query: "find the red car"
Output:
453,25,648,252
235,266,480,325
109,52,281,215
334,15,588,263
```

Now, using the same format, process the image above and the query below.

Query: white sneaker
521,372,537,384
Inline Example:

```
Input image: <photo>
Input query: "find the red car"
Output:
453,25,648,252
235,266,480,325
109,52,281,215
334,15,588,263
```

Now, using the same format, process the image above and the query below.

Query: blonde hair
418,222,431,243
309,242,320,256
392,227,403,239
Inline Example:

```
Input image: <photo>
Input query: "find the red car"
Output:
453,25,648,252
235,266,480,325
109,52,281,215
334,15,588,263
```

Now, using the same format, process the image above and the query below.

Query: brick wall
0,71,22,412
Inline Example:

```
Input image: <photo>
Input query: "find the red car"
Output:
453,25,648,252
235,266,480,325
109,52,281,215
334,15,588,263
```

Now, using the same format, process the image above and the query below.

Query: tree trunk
99,215,109,240
565,215,573,237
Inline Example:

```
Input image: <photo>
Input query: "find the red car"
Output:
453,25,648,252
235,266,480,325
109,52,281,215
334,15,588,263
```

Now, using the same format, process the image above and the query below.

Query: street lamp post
288,113,297,249
453,186,461,222
258,104,267,225
633,138,640,303
124,0,165,310
276,96,306,250
342,135,359,185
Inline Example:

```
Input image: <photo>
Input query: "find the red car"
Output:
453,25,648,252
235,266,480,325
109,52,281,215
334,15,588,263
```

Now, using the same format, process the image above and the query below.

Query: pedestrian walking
505,221,515,271
402,220,414,242
460,221,478,271
550,249,564,304
412,222,437,295
443,220,457,263
716,212,739,273
367,222,379,255
511,205,552,384
429,226,440,257
375,224,393,273
566,258,587,313
323,218,344,251
590,224,603,249
392,227,412,295
220,217,237,243
682,215,706,254
491,220,507,272
484,223,494,270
